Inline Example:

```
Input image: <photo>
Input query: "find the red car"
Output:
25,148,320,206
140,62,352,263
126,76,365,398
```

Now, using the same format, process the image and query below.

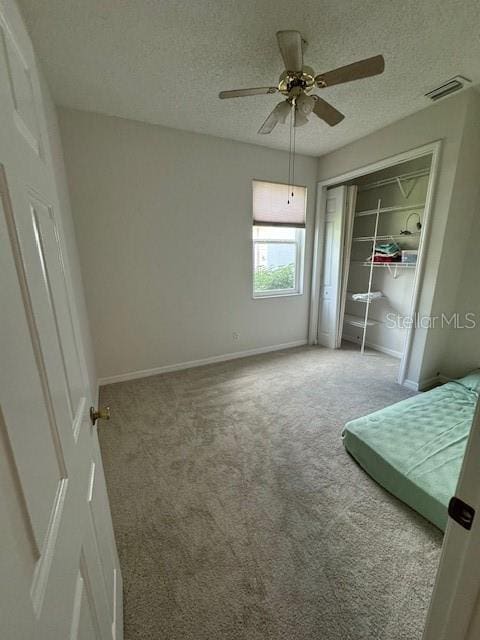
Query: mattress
343,374,480,530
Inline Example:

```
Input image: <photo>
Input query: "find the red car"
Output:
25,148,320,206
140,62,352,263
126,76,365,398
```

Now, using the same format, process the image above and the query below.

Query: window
252,180,306,298
253,226,304,295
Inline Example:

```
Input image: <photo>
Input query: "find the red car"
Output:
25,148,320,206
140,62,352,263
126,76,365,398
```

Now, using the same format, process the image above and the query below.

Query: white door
0,1,122,639
423,397,480,640
317,185,347,348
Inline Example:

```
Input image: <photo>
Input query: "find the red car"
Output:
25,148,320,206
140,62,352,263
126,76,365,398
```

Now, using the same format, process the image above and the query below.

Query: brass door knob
90,406,110,426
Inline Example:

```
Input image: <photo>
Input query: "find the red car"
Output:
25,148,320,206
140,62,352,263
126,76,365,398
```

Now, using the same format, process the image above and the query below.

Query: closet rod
355,202,425,217
360,168,430,190
358,168,430,192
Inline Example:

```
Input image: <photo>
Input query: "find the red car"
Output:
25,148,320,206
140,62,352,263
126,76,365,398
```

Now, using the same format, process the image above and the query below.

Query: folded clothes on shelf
367,241,402,263
368,254,401,263
352,291,383,302
374,242,401,256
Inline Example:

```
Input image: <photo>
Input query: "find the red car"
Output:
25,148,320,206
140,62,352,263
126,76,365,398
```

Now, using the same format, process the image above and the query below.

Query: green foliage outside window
254,263,295,291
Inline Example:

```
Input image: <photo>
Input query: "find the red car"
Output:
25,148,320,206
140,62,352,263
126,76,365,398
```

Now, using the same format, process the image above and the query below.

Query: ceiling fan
219,30,385,134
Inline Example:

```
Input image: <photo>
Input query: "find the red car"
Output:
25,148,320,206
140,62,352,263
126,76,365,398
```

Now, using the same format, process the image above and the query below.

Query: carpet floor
99,344,443,640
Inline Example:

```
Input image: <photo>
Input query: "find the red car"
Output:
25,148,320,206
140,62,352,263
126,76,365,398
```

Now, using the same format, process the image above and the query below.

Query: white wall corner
411,374,443,392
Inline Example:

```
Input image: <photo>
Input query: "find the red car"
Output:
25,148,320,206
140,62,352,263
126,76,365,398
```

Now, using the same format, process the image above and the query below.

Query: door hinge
448,496,475,531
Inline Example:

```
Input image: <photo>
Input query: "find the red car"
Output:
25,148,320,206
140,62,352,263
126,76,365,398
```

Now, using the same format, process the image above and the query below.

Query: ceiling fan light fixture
296,92,315,116
294,109,309,127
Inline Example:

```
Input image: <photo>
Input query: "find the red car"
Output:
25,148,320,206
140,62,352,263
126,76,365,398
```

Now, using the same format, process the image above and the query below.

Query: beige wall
60,90,480,387
317,90,478,386
441,93,480,377
59,108,318,381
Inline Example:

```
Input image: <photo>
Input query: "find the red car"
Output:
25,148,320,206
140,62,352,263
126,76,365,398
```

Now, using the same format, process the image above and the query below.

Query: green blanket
343,374,480,530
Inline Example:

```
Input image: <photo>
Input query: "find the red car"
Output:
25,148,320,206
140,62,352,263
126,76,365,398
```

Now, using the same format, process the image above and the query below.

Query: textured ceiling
18,0,480,156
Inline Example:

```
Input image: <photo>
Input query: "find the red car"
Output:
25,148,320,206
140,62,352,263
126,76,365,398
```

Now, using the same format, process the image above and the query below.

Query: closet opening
309,142,440,387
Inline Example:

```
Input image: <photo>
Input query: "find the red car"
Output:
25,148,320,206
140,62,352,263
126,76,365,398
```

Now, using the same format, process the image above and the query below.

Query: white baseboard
403,378,420,392
405,375,444,392
342,334,402,359
98,339,308,386
419,374,449,391
418,376,439,391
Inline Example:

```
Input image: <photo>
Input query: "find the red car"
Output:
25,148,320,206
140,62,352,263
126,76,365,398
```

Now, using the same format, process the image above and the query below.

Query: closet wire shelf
355,203,425,218
345,166,428,354
344,314,381,328
358,168,430,193
353,232,421,242
351,261,416,268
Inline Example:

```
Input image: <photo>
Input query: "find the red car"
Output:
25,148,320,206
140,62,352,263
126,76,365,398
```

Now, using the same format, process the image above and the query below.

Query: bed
343,371,480,531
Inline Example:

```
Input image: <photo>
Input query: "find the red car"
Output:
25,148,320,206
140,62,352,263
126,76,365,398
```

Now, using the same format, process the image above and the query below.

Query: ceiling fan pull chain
292,103,297,198
287,104,293,204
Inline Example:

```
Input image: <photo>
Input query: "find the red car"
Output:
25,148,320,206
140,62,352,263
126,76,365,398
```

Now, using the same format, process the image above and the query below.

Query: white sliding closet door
336,185,357,348
317,186,347,348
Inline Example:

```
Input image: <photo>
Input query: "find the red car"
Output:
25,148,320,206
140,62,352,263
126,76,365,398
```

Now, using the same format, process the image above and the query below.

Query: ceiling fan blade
312,96,345,126
219,86,278,99
315,55,385,88
276,30,303,72
258,101,291,135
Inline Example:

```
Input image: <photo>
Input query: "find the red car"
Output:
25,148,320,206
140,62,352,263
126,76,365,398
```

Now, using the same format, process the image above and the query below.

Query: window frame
252,226,305,299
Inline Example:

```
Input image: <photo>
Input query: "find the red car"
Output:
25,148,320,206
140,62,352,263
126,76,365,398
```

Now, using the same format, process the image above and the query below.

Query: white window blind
252,180,306,228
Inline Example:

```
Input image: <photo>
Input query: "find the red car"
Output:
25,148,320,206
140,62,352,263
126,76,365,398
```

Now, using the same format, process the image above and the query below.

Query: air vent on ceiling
425,75,471,102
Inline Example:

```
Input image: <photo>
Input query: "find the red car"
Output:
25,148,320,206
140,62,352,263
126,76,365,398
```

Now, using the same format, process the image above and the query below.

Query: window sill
253,291,303,300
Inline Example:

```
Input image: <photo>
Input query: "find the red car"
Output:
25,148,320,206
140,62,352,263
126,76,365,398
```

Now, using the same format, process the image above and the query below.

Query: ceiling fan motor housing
278,66,316,95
